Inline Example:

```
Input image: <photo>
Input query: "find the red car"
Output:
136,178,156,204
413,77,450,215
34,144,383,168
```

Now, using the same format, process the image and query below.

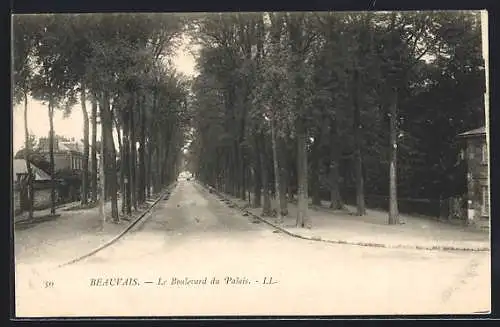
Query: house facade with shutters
457,126,489,227
37,136,85,172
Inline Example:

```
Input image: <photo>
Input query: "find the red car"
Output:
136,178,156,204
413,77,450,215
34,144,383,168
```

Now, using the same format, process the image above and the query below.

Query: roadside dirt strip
195,181,490,253
57,183,177,269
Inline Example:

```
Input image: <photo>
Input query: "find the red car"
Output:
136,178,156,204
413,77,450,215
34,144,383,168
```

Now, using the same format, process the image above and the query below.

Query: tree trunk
155,127,163,193
150,90,159,195
48,102,56,215
138,136,146,204
162,136,169,187
231,147,238,196
122,141,128,216
329,116,343,209
164,129,173,185
252,136,262,208
290,161,298,203
167,127,179,185
108,120,119,221
99,120,106,224
353,69,366,216
260,133,272,216
270,118,283,223
328,163,342,209
101,93,119,222
91,95,98,203
232,144,238,197
246,166,252,205
310,133,321,206
115,119,125,214
23,93,34,220
138,99,146,205
101,124,108,201
279,136,288,216
155,143,161,193
388,87,399,225
146,137,152,198
123,111,132,215
239,148,246,200
238,108,247,200
81,86,89,205
223,151,230,194
130,98,137,210
296,117,310,228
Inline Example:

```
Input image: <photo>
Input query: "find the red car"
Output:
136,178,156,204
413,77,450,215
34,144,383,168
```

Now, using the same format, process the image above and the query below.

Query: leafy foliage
13,13,190,219
189,11,485,222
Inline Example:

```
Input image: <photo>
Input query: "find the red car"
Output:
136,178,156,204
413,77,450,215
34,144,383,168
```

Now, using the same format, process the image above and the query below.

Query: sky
12,34,198,152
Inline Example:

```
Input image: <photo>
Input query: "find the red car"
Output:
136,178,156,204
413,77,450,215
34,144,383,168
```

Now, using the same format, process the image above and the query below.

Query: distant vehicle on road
178,170,193,181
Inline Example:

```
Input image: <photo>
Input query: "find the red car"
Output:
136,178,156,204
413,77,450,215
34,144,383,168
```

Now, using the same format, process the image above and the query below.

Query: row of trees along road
186,11,485,227
13,13,191,223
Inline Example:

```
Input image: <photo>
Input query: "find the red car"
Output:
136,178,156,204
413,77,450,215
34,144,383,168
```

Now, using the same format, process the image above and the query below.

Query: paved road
15,181,491,317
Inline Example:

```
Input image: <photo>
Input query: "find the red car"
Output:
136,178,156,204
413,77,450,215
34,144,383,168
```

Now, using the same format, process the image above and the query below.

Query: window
481,186,489,216
482,143,488,164
469,148,474,160
459,149,465,160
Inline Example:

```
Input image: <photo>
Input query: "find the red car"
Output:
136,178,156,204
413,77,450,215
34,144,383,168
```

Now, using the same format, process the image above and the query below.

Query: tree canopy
188,11,485,225
13,11,485,225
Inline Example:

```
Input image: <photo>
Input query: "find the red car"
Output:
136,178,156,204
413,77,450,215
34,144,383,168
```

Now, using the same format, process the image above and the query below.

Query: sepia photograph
12,11,490,317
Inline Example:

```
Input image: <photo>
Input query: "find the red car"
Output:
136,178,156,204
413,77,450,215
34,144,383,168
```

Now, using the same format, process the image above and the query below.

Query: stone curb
57,182,177,268
196,181,490,253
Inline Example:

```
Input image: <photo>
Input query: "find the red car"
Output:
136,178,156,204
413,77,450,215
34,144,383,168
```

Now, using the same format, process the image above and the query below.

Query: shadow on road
15,214,62,231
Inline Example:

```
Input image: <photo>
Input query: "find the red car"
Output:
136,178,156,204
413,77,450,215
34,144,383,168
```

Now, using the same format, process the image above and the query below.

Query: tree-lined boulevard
12,12,490,317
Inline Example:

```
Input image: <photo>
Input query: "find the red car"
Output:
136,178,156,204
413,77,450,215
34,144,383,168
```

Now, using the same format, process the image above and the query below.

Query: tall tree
80,85,90,204
285,12,317,228
31,15,79,215
91,96,98,203
13,15,41,221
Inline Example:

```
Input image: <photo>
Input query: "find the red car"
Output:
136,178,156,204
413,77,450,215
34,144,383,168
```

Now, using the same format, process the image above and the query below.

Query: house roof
13,159,51,182
37,143,84,156
58,142,82,152
457,126,486,138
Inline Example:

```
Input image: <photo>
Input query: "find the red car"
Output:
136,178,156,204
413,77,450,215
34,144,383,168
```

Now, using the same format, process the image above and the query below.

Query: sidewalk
14,201,81,224
205,186,490,252
14,195,164,266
